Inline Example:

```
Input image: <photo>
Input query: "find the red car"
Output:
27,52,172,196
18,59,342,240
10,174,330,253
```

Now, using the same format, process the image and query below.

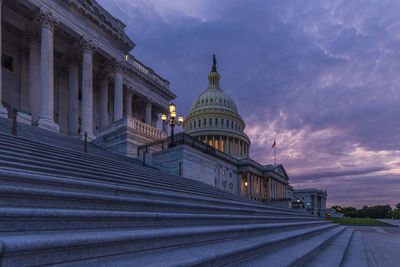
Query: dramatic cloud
98,0,400,208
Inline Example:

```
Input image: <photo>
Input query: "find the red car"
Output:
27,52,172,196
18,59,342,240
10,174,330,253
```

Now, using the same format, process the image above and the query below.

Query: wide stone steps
0,139,244,203
0,118,368,266
0,223,337,266
0,184,315,218
1,207,325,232
0,132,273,207
0,117,139,165
303,228,353,267
0,133,307,216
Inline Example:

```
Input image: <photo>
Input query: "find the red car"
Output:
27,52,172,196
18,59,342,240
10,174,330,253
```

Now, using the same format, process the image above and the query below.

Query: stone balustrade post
37,9,59,131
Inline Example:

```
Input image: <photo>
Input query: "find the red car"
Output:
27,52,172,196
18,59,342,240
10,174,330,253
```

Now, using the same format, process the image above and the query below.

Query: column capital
37,9,58,31
80,38,96,55
113,60,127,74
146,97,153,106
24,29,40,44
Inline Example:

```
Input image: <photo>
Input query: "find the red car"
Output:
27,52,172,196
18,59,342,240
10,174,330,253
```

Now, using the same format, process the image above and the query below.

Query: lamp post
161,103,184,147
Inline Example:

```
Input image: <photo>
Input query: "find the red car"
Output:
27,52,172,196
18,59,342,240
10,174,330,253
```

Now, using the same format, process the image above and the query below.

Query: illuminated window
208,139,212,146
221,140,225,152
215,139,218,149
222,169,226,176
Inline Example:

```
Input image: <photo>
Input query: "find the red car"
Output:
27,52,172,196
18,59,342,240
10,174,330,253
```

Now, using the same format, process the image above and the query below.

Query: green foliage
396,202,400,211
341,205,392,219
326,217,393,226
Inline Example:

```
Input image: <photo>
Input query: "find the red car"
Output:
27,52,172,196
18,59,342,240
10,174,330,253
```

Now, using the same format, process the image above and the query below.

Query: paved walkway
347,221,400,267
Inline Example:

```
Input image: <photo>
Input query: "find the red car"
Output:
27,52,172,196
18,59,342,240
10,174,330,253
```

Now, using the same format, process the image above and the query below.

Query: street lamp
161,103,184,146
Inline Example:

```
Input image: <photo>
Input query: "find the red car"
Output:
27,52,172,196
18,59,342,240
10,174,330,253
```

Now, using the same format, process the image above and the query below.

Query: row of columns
3,8,157,138
269,178,287,200
246,172,264,201
200,135,249,157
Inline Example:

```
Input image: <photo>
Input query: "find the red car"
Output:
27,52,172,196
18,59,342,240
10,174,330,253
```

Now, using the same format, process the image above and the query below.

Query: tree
396,202,400,211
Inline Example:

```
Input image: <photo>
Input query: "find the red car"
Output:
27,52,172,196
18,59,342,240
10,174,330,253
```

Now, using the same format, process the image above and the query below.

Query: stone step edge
0,223,337,256
0,168,308,216
0,185,319,219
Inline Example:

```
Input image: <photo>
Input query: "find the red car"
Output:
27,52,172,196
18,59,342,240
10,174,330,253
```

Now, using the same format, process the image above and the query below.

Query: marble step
341,231,369,267
0,207,325,232
0,135,236,198
0,223,337,266
303,228,353,267
0,184,319,218
0,154,245,206
0,168,296,217
0,148,238,201
231,226,346,267
0,118,139,165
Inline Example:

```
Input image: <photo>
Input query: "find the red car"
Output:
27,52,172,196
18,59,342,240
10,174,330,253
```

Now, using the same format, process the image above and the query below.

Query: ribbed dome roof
189,86,238,114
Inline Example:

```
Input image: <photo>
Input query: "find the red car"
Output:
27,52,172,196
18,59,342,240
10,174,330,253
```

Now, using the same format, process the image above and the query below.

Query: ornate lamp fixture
161,103,184,146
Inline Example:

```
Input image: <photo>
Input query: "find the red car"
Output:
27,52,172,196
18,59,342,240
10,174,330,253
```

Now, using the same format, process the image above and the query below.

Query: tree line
332,202,400,219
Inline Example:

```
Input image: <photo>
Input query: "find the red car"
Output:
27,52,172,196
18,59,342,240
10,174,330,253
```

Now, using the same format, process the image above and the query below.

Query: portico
0,0,175,143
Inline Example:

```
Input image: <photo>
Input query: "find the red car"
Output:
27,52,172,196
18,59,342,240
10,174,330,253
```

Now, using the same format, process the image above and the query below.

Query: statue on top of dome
212,54,217,73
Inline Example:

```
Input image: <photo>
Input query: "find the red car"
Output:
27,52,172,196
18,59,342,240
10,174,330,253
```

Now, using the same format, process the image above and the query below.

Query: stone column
246,172,250,198
80,39,96,139
0,0,7,117
145,98,152,125
261,178,264,200
113,61,124,121
68,56,79,135
212,136,215,148
99,76,109,128
37,10,59,131
124,89,133,117
25,30,41,123
259,177,262,199
219,136,222,151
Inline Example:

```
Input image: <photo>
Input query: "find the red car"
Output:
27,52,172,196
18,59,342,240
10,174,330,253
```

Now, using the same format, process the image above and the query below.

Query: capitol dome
183,55,251,158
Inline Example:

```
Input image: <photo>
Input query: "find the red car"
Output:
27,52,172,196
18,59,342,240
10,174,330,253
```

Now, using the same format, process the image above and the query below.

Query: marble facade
0,0,175,144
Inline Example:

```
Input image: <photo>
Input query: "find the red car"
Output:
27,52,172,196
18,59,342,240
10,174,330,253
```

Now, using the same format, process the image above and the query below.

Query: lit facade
0,0,175,150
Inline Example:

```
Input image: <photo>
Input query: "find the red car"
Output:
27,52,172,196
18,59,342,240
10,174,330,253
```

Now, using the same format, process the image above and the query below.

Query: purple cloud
98,0,400,208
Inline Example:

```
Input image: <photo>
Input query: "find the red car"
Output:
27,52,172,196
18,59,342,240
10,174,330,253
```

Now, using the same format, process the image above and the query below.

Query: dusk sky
98,0,400,209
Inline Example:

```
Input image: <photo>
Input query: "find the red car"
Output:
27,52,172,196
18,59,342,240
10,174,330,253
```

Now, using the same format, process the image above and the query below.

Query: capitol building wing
0,0,175,146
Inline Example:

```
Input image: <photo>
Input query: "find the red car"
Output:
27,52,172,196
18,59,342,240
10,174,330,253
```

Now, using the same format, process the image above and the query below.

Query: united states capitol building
0,1,368,266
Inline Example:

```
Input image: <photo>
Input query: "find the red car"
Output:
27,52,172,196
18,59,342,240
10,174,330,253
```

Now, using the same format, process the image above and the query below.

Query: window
222,169,226,176
2,54,14,72
226,120,229,128
209,118,212,126
190,122,192,130
199,119,201,127
204,118,207,127
194,121,196,128
215,118,218,126
221,119,224,126
210,98,213,103
231,121,234,128
229,172,232,178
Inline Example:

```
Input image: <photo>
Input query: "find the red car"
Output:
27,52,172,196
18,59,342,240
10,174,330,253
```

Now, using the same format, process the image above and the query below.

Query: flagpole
274,144,276,165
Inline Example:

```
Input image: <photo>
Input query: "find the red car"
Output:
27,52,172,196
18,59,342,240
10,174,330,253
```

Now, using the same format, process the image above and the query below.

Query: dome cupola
183,55,250,158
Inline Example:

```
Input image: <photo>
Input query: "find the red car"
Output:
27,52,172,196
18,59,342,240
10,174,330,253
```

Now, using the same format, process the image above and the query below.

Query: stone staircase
0,117,368,266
